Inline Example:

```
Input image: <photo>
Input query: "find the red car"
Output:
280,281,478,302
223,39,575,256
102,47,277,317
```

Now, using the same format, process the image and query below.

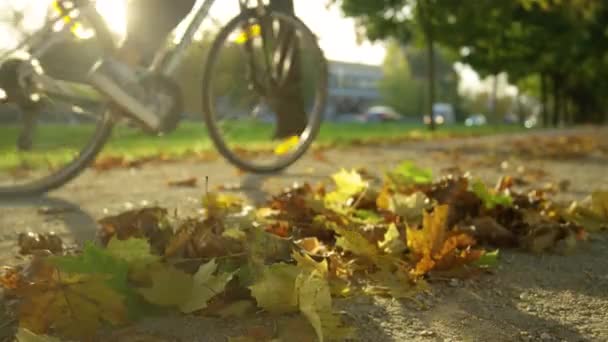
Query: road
1,127,607,341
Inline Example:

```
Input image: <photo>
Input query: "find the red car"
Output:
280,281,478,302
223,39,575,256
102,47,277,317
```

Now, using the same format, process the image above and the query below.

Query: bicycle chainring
140,74,184,135
0,59,41,110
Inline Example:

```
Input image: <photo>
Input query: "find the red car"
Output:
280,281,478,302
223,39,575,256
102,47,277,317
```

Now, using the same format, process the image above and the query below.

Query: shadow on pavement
0,195,98,245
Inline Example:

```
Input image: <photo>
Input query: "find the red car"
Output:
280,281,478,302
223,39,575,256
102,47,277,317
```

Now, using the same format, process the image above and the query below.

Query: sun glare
95,0,126,38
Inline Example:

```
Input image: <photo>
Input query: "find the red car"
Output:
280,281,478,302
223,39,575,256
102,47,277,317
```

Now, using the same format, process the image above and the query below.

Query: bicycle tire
202,9,327,173
0,3,120,198
0,110,113,198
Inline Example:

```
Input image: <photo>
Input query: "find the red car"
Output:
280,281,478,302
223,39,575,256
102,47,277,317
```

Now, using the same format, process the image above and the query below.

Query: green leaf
50,242,129,293
473,249,500,268
138,264,193,307
352,209,383,223
179,259,235,313
387,161,433,186
106,237,160,266
249,263,299,314
471,179,513,209
49,242,156,320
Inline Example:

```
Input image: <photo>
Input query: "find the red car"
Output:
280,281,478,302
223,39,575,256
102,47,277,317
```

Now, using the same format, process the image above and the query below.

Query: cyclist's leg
267,0,308,138
87,0,195,129
121,0,196,66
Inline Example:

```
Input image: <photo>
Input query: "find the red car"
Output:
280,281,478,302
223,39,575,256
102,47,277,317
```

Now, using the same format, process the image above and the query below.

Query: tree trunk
552,75,560,128
417,0,435,131
491,74,498,121
425,34,436,131
268,0,308,139
540,73,548,127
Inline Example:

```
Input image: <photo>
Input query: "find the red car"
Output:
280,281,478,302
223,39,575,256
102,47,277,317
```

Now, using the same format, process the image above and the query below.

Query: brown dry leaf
522,223,578,254
467,216,516,247
98,207,172,253
167,177,198,188
18,232,64,256
313,150,331,164
1,266,22,290
93,156,127,171
182,219,244,259
265,220,291,238
426,176,481,227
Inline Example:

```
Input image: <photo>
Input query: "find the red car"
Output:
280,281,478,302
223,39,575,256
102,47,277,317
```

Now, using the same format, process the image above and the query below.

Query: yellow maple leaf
406,205,479,275
325,169,368,210
17,270,127,340
333,226,378,259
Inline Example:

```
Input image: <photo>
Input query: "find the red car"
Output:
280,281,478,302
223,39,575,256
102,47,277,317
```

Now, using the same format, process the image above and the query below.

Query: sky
0,0,493,94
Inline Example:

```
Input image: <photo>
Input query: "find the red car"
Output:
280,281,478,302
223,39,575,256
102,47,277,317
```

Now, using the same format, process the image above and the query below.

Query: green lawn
0,121,526,170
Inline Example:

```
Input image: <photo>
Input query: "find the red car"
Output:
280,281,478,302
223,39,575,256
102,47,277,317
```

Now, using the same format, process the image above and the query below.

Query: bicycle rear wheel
0,85,113,198
0,35,114,197
202,9,327,173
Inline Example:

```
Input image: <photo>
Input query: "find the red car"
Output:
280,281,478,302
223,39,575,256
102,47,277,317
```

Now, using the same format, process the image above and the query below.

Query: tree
379,42,422,117
336,0,440,130
428,0,608,125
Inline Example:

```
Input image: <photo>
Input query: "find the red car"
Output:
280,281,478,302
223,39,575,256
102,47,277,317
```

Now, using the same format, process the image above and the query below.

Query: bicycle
0,0,327,197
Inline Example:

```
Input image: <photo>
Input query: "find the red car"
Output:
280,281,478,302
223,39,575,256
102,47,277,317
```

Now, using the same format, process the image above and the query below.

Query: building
326,60,382,120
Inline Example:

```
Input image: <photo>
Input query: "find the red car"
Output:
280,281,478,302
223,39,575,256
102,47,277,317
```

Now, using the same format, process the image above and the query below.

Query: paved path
1,127,607,341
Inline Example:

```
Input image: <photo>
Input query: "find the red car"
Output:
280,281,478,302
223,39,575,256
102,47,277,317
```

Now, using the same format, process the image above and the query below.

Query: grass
0,121,526,170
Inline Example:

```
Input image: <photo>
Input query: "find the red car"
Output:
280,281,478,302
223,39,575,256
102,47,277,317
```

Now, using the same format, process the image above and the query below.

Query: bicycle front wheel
202,9,327,173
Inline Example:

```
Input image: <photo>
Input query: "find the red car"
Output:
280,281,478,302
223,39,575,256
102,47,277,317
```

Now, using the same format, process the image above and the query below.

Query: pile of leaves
2,161,607,342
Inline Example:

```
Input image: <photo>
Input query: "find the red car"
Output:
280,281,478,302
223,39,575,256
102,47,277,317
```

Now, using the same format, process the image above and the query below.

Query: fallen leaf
293,251,328,276
295,270,333,342
167,177,198,188
378,223,406,254
106,237,160,266
473,249,500,268
179,259,235,313
15,268,128,340
333,226,379,259
15,328,62,342
378,191,430,224
249,263,299,314
98,207,172,253
387,161,433,187
18,232,63,255
472,179,513,209
324,169,368,210
138,265,193,307
407,205,480,275
468,217,516,246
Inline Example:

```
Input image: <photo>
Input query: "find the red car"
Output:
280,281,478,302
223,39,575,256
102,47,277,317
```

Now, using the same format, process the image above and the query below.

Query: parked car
362,106,401,122
423,103,456,125
465,114,487,127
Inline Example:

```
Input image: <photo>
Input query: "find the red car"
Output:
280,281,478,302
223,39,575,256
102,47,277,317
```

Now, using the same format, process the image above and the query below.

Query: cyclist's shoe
88,58,168,131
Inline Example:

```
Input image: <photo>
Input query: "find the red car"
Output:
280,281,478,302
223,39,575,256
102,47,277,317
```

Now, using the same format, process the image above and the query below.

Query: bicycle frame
1,0,268,129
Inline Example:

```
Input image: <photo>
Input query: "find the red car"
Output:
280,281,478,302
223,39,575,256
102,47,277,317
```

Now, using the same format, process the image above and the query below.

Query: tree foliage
336,0,608,125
